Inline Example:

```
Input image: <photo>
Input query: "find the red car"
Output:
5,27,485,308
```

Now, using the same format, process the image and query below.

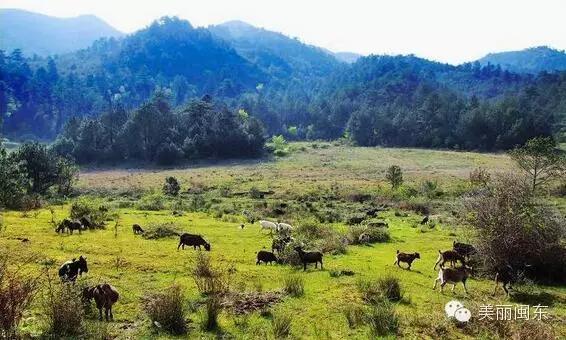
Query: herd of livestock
53,214,516,323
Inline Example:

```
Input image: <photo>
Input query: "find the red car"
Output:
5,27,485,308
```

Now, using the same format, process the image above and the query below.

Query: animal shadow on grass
510,291,559,307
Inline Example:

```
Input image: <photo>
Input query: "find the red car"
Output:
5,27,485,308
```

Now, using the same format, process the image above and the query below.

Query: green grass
1,144,564,339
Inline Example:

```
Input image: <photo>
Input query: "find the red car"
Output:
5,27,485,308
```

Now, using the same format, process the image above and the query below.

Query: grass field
1,144,564,339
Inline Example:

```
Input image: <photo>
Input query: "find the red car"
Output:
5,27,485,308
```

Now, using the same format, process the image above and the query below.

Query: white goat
259,220,278,233
277,222,293,232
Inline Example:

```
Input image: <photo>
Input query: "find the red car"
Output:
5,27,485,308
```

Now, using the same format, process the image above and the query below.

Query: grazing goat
56,219,83,234
434,250,466,270
492,265,516,296
259,220,278,234
420,215,429,225
132,224,144,234
433,266,473,293
256,250,278,265
394,250,420,270
294,246,323,271
453,241,476,259
79,216,93,229
82,284,119,321
177,233,211,251
59,256,88,282
277,222,293,232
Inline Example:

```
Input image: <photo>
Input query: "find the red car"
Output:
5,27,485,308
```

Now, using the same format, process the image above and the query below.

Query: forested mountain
478,46,566,74
0,9,123,56
209,20,341,82
0,14,564,157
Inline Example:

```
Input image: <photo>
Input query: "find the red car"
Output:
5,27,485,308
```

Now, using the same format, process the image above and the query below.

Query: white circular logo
444,300,471,322
445,300,463,317
454,307,472,322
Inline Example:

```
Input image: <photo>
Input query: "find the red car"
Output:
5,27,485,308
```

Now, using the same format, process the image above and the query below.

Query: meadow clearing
1,143,565,339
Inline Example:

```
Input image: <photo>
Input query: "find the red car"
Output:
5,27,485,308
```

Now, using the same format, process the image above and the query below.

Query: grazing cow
394,250,420,270
132,224,144,234
259,220,278,234
434,250,466,270
256,250,278,265
433,266,473,294
177,233,211,251
453,241,476,259
420,215,429,225
294,246,323,271
59,256,88,282
82,284,119,321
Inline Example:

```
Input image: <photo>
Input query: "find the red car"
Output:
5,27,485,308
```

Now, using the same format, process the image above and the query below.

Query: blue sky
2,0,565,64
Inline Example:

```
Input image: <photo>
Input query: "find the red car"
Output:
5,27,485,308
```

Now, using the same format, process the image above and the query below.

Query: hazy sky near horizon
1,0,565,64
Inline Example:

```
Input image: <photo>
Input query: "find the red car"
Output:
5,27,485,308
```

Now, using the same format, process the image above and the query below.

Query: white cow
259,220,278,234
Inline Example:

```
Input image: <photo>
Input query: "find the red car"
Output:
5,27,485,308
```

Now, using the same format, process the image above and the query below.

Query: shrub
386,165,403,189
142,285,186,335
142,222,180,239
272,312,292,338
200,296,221,331
42,276,85,337
69,197,111,228
347,225,390,245
357,276,402,304
162,176,181,196
136,192,166,211
420,180,442,199
376,276,403,302
365,301,399,337
342,303,365,329
464,173,566,283
469,167,491,186
191,252,229,296
283,275,304,297
0,257,40,338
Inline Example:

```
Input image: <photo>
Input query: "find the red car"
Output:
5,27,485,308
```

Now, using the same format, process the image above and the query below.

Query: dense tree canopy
0,16,565,153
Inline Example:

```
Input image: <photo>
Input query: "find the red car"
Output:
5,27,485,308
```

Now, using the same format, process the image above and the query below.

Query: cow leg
433,278,439,290
440,282,446,293
177,242,181,250
98,308,103,321
451,284,456,293
256,259,260,265
303,263,307,271
320,259,323,269
462,281,468,294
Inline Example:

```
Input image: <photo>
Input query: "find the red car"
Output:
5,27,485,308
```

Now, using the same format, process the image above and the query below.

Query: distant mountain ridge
0,8,124,56
478,46,566,74
209,20,341,81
